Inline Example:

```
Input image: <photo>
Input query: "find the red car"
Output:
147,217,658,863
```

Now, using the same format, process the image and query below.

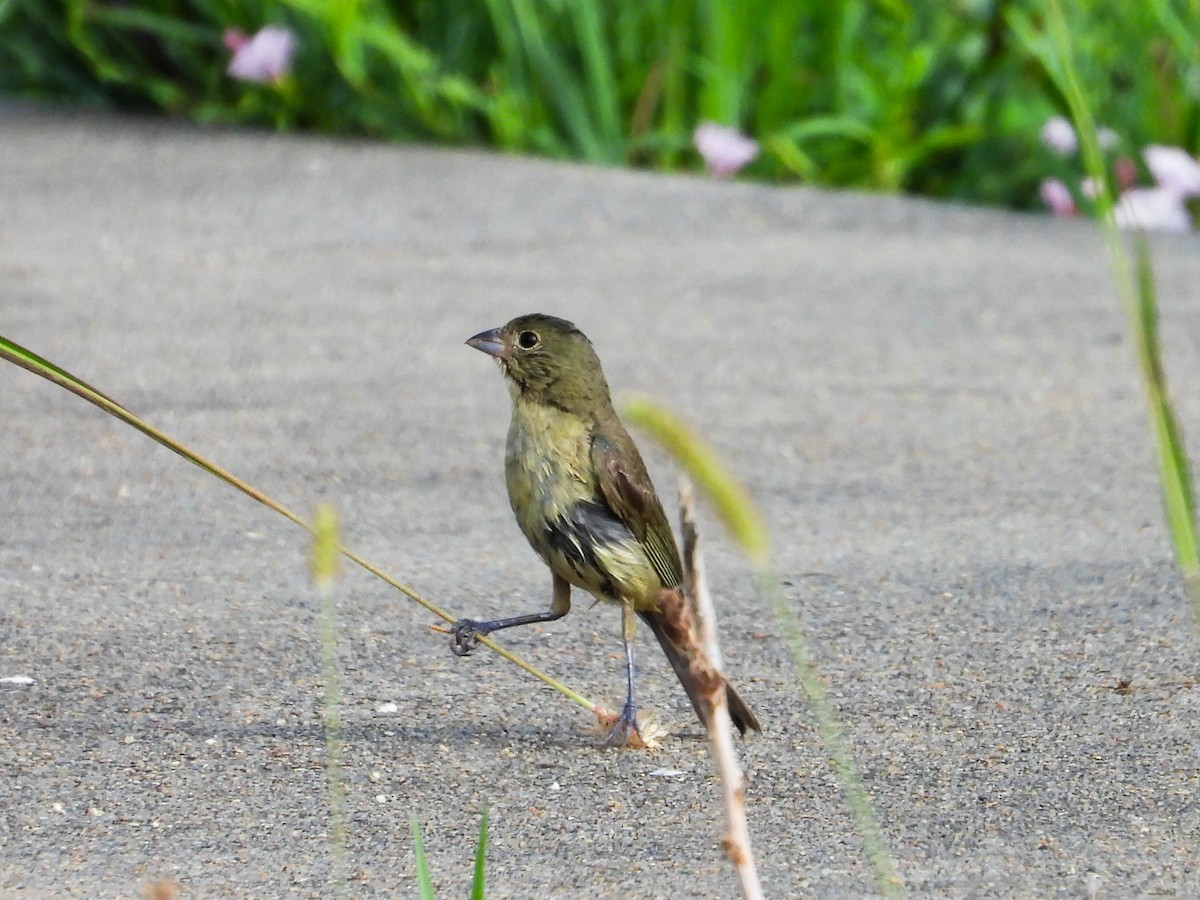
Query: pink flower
1113,187,1192,233
1040,116,1077,156
1143,145,1200,198
1040,177,1077,217
225,26,295,84
1114,156,1138,192
693,122,759,177
223,28,249,53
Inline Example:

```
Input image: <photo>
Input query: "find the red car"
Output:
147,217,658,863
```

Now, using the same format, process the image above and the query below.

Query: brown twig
678,480,763,900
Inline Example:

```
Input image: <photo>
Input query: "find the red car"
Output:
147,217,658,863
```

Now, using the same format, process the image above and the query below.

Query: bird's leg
605,599,642,746
450,572,572,656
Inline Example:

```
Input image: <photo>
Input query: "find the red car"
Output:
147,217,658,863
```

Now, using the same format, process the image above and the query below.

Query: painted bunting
452,313,761,740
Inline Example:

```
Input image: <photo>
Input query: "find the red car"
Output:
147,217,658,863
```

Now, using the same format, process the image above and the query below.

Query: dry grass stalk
677,480,763,900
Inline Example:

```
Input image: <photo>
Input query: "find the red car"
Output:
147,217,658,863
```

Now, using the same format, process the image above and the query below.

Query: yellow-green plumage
506,390,674,611
457,313,761,737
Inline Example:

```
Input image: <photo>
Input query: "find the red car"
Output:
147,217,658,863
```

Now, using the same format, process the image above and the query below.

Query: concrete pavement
2,104,1198,897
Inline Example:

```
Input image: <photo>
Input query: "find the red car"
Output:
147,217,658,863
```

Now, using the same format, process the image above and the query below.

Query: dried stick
678,480,763,900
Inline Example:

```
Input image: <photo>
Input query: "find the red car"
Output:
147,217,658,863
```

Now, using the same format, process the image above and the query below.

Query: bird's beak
466,327,507,359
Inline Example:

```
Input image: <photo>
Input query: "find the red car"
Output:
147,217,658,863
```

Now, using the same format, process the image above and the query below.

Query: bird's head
467,313,612,413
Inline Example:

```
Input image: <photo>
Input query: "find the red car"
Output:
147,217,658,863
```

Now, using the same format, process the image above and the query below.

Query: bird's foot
450,619,489,657
604,698,642,748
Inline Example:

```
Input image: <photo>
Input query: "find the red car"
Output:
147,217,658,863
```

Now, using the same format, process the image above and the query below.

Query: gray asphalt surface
2,105,1198,898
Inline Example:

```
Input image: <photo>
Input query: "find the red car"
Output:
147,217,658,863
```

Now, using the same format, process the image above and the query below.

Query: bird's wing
590,429,684,588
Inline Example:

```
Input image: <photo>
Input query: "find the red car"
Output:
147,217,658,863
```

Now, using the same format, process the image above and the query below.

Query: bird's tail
639,594,762,737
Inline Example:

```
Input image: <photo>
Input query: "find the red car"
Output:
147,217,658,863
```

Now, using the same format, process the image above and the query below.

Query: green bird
452,313,761,740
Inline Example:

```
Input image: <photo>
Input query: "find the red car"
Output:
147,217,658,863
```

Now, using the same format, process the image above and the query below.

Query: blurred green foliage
2,0,1198,208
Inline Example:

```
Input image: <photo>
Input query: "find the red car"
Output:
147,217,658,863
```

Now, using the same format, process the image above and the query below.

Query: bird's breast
504,400,660,606
504,401,594,527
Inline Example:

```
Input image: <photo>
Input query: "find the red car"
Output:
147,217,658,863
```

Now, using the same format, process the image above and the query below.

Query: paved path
2,105,1198,897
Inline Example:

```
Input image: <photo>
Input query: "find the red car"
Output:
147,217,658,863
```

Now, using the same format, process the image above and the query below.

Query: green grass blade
655,0,691,169
1133,241,1200,598
0,332,602,713
507,0,605,160
699,0,751,124
470,806,489,899
623,396,769,564
0,333,308,529
1037,0,1200,616
1,333,125,407
411,817,436,900
1134,238,1199,532
569,0,622,158
84,5,218,46
312,505,349,900
622,396,904,898
754,567,904,899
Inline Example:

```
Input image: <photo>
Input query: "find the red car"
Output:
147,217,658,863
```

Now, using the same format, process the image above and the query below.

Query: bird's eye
517,330,540,350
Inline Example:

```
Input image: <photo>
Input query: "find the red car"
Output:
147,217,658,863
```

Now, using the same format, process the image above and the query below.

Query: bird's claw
604,698,642,748
450,619,486,657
